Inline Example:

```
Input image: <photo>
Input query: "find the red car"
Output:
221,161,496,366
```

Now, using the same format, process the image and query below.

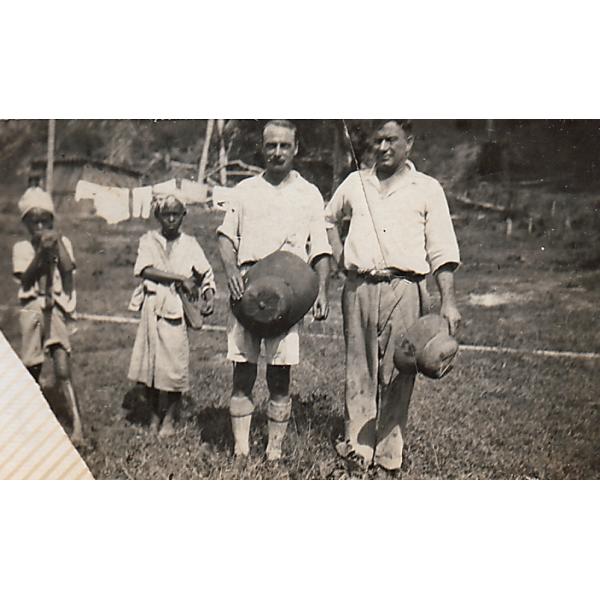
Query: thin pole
486,118,495,142
46,119,56,196
198,119,215,183
217,119,227,186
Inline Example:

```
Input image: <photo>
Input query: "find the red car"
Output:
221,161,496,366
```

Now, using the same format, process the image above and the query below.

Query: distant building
29,156,142,211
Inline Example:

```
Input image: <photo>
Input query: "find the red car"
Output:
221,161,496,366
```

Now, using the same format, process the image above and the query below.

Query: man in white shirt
325,119,461,473
217,120,332,461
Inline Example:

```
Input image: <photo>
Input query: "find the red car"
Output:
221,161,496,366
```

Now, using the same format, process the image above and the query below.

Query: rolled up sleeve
307,192,332,264
324,177,349,230
216,197,241,251
133,234,155,277
12,241,34,276
424,182,460,273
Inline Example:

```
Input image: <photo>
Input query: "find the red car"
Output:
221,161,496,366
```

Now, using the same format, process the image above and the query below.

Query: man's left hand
313,290,329,321
441,301,461,336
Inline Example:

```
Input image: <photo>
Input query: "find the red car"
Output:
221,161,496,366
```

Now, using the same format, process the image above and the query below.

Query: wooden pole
217,119,227,186
198,119,215,184
332,121,343,193
46,119,56,197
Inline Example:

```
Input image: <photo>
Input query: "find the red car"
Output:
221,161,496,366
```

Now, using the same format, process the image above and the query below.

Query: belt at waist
345,268,425,284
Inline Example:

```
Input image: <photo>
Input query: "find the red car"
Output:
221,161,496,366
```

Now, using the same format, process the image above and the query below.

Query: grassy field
1,197,599,479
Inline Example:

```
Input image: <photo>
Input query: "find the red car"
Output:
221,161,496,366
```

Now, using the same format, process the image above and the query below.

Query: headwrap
151,192,186,215
18,187,55,219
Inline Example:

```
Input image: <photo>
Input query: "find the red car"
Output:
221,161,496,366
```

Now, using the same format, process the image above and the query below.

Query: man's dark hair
263,119,297,142
374,119,413,137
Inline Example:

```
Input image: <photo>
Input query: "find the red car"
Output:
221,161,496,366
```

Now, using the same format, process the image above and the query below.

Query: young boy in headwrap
12,187,84,444
128,193,216,437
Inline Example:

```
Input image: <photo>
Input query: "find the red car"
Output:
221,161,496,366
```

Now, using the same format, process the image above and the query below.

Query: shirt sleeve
307,188,333,264
324,174,351,229
216,194,241,251
424,181,461,273
133,233,156,277
12,241,35,275
190,239,217,294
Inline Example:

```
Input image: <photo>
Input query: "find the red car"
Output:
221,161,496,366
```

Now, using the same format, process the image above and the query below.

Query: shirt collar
260,169,299,189
364,160,416,194
151,229,182,248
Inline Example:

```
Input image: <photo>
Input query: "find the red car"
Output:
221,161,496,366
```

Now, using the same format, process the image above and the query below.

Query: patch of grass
1,198,599,479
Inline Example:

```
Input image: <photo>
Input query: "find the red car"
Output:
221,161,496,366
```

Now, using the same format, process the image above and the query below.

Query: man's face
262,125,298,176
373,121,413,174
157,200,185,238
23,208,54,241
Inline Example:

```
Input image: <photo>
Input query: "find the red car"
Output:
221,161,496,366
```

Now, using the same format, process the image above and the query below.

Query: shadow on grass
193,406,235,452
42,384,71,430
122,384,155,426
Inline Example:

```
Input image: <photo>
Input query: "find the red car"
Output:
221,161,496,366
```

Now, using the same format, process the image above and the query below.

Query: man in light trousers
325,119,461,473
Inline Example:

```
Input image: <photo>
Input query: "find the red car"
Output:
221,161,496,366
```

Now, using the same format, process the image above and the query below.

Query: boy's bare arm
56,236,74,274
55,236,74,296
19,246,50,290
141,267,198,301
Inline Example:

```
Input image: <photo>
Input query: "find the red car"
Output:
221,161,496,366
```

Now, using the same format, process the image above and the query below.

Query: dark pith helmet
394,314,459,379
231,251,319,338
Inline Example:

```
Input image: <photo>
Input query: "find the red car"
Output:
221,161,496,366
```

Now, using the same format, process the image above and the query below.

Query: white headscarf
151,192,186,215
18,187,55,219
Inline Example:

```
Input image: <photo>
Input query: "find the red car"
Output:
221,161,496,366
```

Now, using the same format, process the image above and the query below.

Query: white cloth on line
132,186,153,218
211,185,237,210
75,180,104,202
152,179,177,195
75,180,130,224
94,186,130,224
180,179,207,204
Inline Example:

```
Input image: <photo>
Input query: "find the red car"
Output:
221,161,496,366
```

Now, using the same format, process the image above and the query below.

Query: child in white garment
127,193,216,437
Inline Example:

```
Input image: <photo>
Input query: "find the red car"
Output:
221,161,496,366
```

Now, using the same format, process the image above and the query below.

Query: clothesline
74,178,209,224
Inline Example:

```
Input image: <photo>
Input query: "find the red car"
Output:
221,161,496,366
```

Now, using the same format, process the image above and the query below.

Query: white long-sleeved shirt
324,163,460,275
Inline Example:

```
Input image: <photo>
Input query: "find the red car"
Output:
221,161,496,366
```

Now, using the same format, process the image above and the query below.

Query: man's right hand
227,268,245,302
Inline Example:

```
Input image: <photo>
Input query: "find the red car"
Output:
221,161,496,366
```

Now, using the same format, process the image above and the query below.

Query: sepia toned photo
0,118,598,480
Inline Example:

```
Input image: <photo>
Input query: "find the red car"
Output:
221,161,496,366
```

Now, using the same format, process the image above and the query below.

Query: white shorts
226,314,300,366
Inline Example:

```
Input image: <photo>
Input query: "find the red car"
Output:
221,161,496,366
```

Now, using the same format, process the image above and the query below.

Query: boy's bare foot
71,429,84,447
149,413,160,435
158,413,176,438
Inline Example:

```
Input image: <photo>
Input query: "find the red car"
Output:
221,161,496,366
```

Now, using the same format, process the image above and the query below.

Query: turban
151,192,186,214
18,188,55,219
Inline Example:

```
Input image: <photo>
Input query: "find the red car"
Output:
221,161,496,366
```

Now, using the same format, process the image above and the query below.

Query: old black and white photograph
1,3,597,599
0,118,598,480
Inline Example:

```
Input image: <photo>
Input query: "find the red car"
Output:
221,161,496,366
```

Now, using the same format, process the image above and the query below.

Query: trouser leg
342,277,379,464
373,280,420,470
374,373,416,470
230,362,257,456
265,365,291,461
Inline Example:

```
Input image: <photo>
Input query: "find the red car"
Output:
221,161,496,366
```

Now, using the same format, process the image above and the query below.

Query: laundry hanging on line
75,180,130,224
180,179,207,204
152,179,177,195
211,185,237,211
132,186,153,219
